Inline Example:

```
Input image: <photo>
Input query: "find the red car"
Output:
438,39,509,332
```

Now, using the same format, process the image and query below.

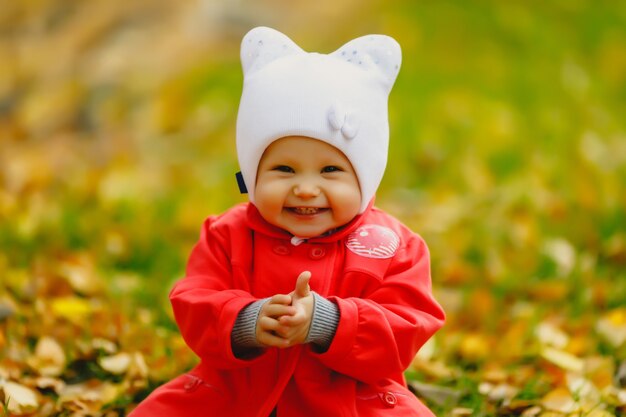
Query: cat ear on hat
331,34,402,92
240,27,304,77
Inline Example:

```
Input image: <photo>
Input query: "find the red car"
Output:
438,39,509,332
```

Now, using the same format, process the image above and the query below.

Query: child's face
255,136,361,238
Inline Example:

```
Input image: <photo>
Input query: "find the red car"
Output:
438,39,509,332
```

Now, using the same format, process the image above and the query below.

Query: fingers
260,294,294,318
255,282,312,349
295,271,311,298
279,313,306,327
268,294,292,306
256,315,308,348
263,303,295,318
257,316,290,347
257,329,290,348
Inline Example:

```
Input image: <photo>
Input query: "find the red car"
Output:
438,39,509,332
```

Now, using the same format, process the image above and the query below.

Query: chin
285,227,328,238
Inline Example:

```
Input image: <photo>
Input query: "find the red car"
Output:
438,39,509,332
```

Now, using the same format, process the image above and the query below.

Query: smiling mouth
287,207,328,215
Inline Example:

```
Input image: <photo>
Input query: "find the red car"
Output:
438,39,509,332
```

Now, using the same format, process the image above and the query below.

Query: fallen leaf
409,381,464,407
541,387,580,414
450,407,473,417
566,374,601,411
596,308,626,348
98,352,131,375
411,358,458,379
502,399,536,414
459,333,490,362
58,256,105,297
58,380,121,411
520,405,542,416
542,238,576,277
540,347,584,372
535,321,569,349
31,337,67,377
527,281,569,302
127,352,149,380
585,409,616,417
479,382,519,402
92,338,118,354
584,356,615,389
481,366,508,384
0,380,40,415
538,412,569,417
50,296,93,324
35,376,66,393
602,386,626,410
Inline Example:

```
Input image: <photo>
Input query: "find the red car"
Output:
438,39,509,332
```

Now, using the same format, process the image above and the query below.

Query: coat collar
245,199,374,244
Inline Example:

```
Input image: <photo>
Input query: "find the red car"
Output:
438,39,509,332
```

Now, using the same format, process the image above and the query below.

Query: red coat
130,203,445,417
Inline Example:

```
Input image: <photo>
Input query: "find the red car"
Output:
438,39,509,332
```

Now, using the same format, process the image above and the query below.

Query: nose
293,179,320,198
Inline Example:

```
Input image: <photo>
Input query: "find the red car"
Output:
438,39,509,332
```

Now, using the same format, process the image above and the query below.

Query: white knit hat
236,26,401,213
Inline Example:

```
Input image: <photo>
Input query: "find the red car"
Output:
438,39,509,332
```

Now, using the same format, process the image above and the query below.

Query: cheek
331,184,361,217
255,180,286,213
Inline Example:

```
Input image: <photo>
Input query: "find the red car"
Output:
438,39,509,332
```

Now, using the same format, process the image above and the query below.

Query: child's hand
256,294,295,348
277,271,314,346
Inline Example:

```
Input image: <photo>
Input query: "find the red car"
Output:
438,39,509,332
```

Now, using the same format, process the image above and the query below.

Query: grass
1,0,625,415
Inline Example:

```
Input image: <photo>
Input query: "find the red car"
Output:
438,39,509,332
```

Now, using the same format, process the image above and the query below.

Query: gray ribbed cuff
232,298,269,349
305,292,340,350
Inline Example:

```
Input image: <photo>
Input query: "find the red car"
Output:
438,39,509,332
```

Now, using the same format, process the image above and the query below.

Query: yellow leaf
479,382,519,402
566,374,601,411
541,387,580,414
411,358,457,379
540,347,584,372
481,364,508,383
98,353,131,375
520,405,542,416
450,408,473,417
602,386,626,408
91,338,118,354
584,356,615,389
0,380,40,415
58,380,121,410
586,410,616,417
542,238,576,277
535,322,569,348
527,281,569,302
459,333,490,362
596,308,626,347
27,337,66,377
128,352,149,380
35,377,66,393
50,296,92,324
58,257,104,296
538,412,568,417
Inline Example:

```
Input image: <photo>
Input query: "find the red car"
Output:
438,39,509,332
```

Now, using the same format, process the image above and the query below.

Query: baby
130,26,445,417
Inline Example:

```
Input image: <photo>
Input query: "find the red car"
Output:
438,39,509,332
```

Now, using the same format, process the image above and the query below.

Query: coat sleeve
169,217,264,369
313,233,445,383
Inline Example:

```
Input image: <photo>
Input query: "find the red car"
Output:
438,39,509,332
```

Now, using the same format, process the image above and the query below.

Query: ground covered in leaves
1,0,626,416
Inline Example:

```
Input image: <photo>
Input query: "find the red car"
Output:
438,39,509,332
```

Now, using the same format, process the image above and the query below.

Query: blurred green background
1,0,625,416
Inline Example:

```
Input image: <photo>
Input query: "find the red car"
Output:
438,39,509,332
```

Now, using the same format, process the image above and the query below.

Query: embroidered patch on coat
346,225,400,259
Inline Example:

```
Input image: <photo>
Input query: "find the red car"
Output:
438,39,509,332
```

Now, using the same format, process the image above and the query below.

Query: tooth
295,207,318,214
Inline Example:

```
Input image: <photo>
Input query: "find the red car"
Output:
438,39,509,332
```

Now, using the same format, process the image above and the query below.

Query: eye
272,165,294,173
321,166,343,173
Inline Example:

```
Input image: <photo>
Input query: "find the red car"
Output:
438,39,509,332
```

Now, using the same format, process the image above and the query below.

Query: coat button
308,247,326,260
379,391,397,408
273,245,291,255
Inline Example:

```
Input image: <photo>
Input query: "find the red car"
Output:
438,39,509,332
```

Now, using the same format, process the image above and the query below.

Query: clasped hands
256,271,314,348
